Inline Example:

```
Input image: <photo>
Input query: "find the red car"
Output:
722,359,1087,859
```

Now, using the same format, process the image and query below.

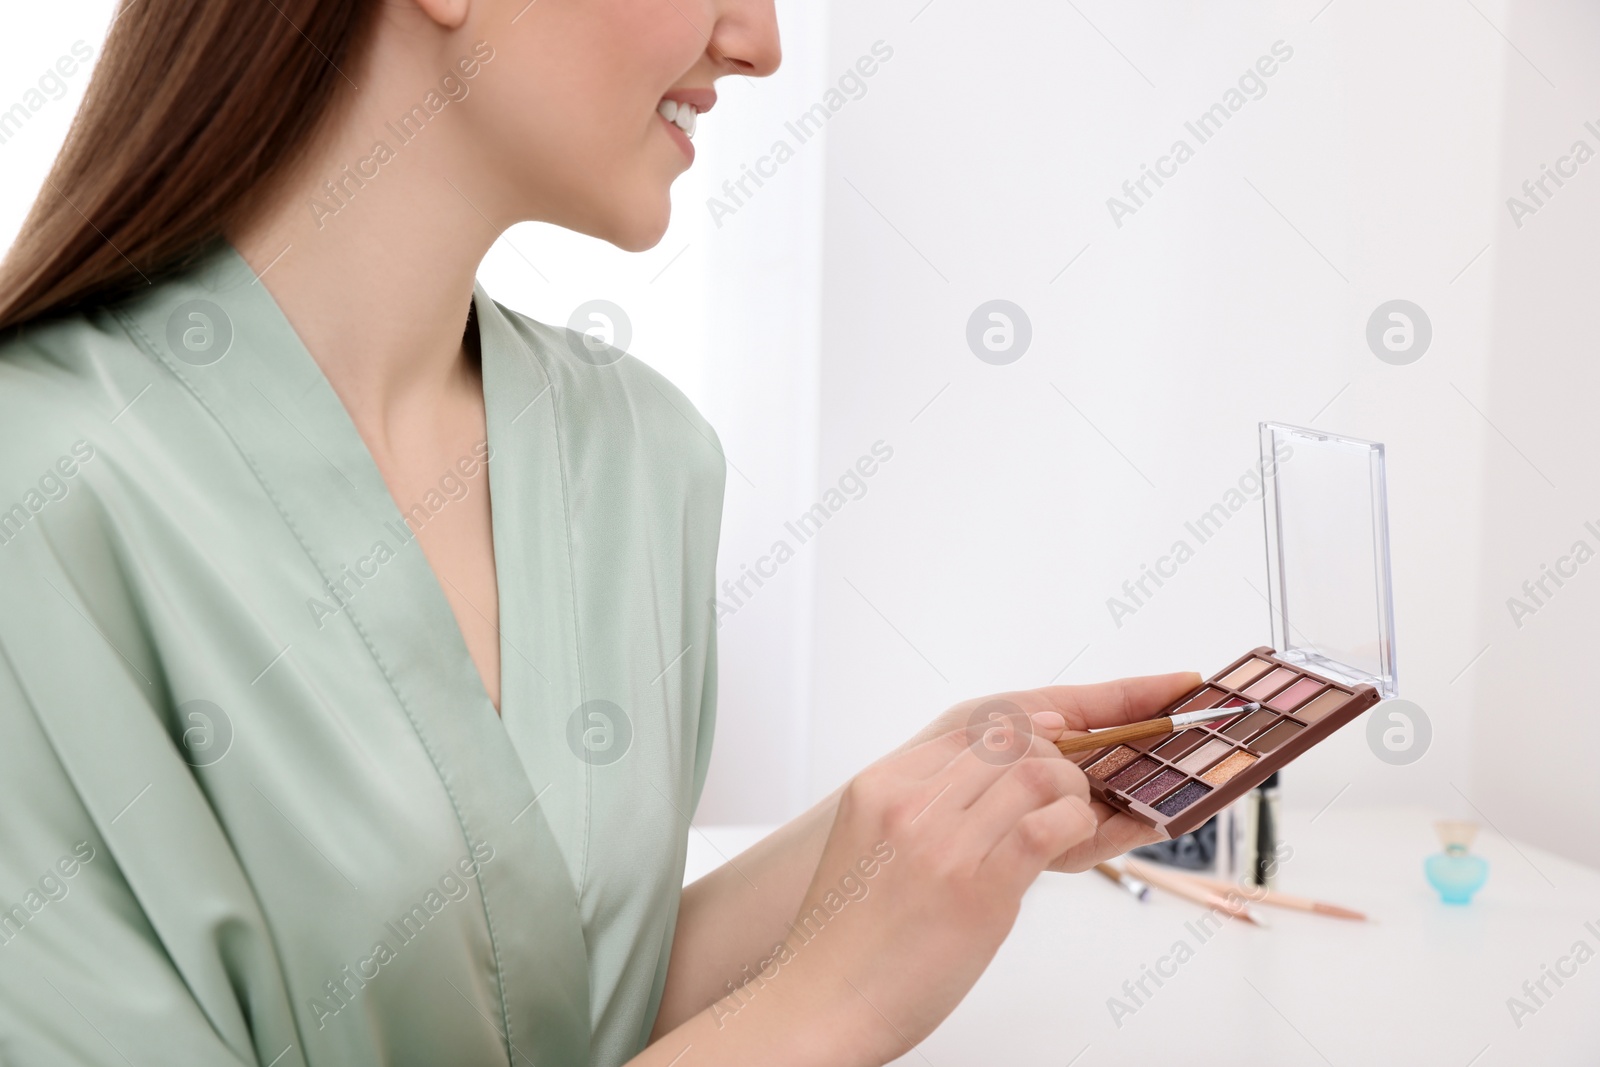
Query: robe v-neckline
111,240,595,1065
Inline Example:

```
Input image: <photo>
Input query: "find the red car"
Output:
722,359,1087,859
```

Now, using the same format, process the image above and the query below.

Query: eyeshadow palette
1075,646,1380,838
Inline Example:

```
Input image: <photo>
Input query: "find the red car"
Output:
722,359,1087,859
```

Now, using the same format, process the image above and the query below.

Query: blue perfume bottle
1425,821,1488,904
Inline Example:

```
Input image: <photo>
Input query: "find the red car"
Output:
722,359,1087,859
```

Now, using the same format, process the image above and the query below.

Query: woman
0,0,1196,1063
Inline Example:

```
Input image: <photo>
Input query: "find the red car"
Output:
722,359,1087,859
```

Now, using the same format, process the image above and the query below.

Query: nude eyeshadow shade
1243,667,1298,700
1266,677,1326,712
1219,658,1273,688
1221,710,1276,742
1249,720,1304,753
1154,730,1207,760
1080,647,1382,838
1175,687,1229,714
1175,739,1232,776
1293,689,1350,724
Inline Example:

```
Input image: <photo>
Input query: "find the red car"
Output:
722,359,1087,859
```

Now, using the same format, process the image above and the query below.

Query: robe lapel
111,241,593,1064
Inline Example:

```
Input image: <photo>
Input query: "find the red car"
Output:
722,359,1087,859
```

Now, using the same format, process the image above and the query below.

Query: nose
709,0,782,78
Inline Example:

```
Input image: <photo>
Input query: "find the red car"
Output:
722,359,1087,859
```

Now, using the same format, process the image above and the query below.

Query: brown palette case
1074,647,1380,839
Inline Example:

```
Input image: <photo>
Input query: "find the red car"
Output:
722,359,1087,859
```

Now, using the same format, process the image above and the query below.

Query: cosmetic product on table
1425,820,1489,904
1073,423,1400,840
1238,773,1283,889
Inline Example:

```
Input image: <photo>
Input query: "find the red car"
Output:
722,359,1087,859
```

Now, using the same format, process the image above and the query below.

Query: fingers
981,792,1098,886
1045,808,1166,873
1031,671,1204,731
955,755,1089,859
857,725,1026,833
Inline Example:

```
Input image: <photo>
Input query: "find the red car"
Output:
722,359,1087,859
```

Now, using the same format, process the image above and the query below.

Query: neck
225,12,506,450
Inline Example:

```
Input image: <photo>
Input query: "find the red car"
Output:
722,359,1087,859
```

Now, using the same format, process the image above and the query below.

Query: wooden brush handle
1055,716,1175,756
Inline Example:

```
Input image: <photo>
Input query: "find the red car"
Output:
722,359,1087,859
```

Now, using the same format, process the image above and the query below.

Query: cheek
483,3,696,162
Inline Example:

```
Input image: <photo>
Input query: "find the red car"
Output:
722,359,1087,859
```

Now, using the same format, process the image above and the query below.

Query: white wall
0,6,109,247
1470,0,1600,867
799,0,1600,866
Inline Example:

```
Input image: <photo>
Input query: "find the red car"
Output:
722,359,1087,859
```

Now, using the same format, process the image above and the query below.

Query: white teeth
658,99,698,139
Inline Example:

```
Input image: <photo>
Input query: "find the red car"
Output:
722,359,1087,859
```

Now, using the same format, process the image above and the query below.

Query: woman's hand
893,672,1202,872
765,672,1198,1064
772,724,1100,1065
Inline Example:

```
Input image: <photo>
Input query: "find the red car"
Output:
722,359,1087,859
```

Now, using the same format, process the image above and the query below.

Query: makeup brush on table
1091,862,1151,901
1123,858,1268,926
1161,870,1368,921
1054,704,1259,756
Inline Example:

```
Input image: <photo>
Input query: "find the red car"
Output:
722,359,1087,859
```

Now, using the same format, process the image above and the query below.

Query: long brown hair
0,0,380,334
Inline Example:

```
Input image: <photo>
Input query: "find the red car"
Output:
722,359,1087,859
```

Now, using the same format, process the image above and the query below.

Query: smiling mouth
657,99,699,140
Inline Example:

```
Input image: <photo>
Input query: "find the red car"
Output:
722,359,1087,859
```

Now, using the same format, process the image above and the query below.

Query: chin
582,191,672,253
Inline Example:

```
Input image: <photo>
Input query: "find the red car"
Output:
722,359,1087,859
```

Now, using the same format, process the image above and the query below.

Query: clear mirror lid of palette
1260,422,1399,698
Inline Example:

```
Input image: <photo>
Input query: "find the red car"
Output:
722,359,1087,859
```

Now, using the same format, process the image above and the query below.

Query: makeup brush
1091,862,1151,901
1123,858,1268,927
1163,870,1368,921
1055,704,1260,756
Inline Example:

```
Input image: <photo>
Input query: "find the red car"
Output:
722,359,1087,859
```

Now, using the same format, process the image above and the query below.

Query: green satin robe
0,242,725,1066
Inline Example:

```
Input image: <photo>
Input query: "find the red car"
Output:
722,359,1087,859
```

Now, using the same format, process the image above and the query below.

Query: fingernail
1029,711,1066,732
1067,795,1095,822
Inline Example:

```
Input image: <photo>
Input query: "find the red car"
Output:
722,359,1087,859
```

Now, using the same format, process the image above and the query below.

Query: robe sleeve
0,489,295,1067
0,649,255,1066
686,626,718,821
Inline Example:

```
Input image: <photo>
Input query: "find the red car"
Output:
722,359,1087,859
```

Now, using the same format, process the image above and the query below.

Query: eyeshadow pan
1086,746,1140,781
1222,709,1278,742
1201,749,1258,785
1175,738,1233,775
1154,780,1211,816
1175,687,1228,715
1154,729,1206,760
1130,768,1187,804
1294,689,1350,724
1219,658,1273,688
1243,667,1299,700
1250,720,1304,753
1219,697,1249,708
1266,677,1326,712
1107,757,1161,791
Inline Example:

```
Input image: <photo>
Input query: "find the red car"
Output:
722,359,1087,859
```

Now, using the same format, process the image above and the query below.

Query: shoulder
0,311,139,501
490,298,727,496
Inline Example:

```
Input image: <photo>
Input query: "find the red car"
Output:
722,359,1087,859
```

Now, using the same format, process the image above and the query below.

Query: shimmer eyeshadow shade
1107,757,1161,791
1155,780,1211,816
1243,667,1298,700
1131,768,1187,804
1175,687,1228,714
1222,709,1277,742
1201,750,1258,786
1081,647,1382,838
1249,720,1304,753
1294,689,1350,724
1154,729,1207,760
1266,676,1326,712
1175,738,1232,775
1087,746,1140,781
1219,658,1273,688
